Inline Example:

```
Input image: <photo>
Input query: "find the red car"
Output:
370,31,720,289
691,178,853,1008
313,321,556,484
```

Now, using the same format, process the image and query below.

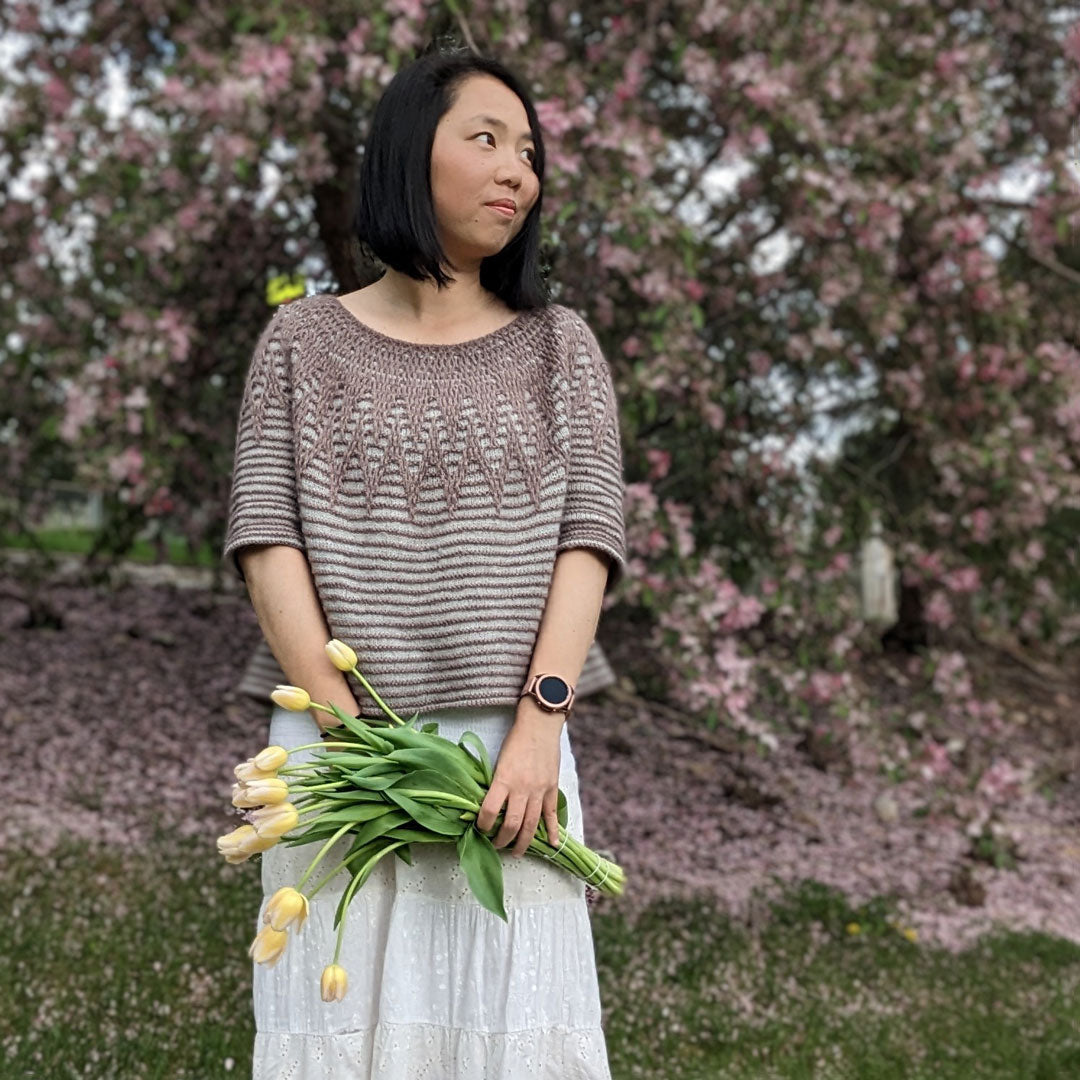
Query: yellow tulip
234,759,277,783
231,781,255,807
264,886,310,932
216,824,257,859
234,777,290,807
321,963,348,1002
238,829,279,855
248,925,289,967
250,802,299,839
217,823,278,862
271,685,311,712
253,745,289,772
325,639,358,672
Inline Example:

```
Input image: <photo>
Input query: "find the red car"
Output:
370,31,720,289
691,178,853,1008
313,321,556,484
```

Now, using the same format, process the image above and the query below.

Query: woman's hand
476,706,564,857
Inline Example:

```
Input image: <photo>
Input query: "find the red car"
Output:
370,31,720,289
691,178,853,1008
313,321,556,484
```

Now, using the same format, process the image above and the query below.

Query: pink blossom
924,589,955,629
107,446,144,485
684,279,706,302
645,448,671,479
942,567,980,593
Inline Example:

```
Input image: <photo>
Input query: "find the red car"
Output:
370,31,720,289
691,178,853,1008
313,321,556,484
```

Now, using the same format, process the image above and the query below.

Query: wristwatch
519,672,576,716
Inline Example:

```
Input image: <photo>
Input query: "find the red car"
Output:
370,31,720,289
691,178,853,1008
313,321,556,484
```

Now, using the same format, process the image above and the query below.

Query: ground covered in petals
3,574,1078,955
4,574,1080,1078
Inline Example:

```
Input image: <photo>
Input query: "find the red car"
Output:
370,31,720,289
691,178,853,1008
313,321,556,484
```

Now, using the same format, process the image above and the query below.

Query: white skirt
252,703,613,1080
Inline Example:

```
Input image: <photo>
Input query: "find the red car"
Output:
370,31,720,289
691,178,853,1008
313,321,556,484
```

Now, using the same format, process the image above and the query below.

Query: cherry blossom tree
2,0,1078,784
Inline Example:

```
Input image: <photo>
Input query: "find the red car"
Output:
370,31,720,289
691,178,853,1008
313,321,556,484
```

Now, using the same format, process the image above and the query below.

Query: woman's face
429,73,541,269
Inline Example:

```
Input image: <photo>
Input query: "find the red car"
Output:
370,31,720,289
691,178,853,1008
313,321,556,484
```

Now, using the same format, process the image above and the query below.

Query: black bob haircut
353,48,550,311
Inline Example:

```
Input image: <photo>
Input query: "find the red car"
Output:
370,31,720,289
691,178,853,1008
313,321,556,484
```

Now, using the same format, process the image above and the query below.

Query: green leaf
326,703,393,750
383,789,469,837
340,770,405,791
384,749,485,799
557,788,568,829
457,730,494,786
294,803,393,828
314,752,376,769
456,828,508,922
388,767,480,802
557,200,578,225
345,759,400,777
348,809,411,848
368,725,440,751
385,826,454,844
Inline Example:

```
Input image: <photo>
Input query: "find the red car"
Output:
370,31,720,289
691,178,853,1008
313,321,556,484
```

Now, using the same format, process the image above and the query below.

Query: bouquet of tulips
217,638,625,1003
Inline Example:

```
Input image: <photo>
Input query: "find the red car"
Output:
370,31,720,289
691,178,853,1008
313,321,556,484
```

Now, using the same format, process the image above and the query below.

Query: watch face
538,675,570,707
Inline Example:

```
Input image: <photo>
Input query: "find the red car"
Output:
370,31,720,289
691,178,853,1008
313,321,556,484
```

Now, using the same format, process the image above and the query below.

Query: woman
223,46,626,1079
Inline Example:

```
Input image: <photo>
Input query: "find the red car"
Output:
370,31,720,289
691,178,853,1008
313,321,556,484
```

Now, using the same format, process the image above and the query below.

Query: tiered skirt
251,702,613,1079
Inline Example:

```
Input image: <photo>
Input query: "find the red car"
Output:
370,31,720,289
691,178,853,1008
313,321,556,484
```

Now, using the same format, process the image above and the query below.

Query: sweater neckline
316,292,537,354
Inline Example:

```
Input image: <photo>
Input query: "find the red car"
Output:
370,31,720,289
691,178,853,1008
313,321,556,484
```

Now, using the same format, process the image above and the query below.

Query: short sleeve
221,306,305,584
555,311,627,595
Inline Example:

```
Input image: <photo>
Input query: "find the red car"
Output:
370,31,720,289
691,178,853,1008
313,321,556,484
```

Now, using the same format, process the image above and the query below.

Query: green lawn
4,826,1079,1079
0,527,218,567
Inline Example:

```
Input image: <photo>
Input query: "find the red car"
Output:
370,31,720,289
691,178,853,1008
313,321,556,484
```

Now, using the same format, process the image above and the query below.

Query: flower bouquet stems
217,638,625,1003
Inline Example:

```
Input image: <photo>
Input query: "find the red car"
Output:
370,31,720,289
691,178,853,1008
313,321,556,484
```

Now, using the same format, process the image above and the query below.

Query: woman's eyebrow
465,113,535,143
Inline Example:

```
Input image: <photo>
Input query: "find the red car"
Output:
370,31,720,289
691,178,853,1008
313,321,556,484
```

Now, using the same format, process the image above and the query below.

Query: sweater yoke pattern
241,295,620,519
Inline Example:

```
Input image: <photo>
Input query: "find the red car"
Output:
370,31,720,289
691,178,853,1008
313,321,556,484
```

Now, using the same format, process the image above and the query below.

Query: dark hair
353,48,549,310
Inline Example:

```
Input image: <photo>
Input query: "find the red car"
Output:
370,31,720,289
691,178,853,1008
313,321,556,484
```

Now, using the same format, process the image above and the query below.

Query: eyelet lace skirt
251,703,613,1079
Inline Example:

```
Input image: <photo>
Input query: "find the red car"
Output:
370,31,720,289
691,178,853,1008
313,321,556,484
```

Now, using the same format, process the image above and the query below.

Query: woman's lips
486,204,515,218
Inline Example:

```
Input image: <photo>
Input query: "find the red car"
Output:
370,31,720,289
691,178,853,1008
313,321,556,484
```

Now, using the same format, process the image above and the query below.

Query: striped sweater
222,292,627,720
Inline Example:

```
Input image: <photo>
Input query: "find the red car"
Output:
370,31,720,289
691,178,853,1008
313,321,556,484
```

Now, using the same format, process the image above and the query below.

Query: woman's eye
477,132,536,166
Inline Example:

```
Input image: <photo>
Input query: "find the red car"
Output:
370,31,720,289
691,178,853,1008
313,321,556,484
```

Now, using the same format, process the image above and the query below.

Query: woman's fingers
476,782,560,855
511,803,543,857
543,791,560,849
492,792,528,850
475,782,507,835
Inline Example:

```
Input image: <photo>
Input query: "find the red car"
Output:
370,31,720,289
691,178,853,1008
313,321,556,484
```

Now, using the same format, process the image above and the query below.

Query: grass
3,828,1079,1079
0,527,218,567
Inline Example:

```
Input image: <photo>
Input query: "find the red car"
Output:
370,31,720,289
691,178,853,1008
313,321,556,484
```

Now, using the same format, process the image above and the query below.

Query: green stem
281,740,358,755
295,823,355,891
347,666,405,726
305,840,381,902
393,789,480,811
331,841,408,964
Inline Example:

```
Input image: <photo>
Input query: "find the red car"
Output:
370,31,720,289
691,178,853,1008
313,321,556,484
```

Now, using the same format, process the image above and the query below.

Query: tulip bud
325,639,358,672
263,886,310,932
271,685,311,712
231,781,259,808
234,759,277,783
216,824,258,859
238,777,290,807
238,828,279,855
250,802,299,839
253,745,289,772
248,925,289,967
321,963,348,1002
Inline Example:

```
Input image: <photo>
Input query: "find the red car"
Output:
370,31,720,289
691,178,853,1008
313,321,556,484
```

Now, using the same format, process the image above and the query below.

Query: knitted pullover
222,293,627,720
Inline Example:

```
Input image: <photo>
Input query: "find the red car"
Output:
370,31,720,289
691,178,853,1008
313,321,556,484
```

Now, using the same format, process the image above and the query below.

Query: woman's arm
237,544,360,732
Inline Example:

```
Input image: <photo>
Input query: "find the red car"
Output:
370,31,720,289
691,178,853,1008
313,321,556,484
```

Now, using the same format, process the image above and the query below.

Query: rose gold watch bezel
520,672,575,714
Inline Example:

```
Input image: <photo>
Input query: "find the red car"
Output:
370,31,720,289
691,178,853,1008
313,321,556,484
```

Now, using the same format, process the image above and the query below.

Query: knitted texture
222,293,627,720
